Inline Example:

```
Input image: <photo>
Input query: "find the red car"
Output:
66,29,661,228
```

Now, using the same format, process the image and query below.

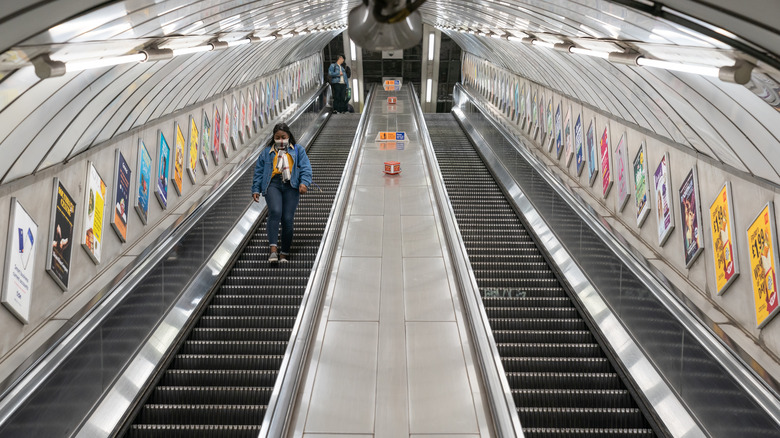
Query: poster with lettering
679,167,704,267
710,182,739,295
213,106,221,166
244,90,252,139
525,86,532,131
201,111,210,174
519,84,526,128
173,122,184,196
254,85,260,131
575,114,584,176
111,150,131,242
2,199,38,323
531,90,538,136
586,119,598,186
653,153,674,246
555,103,563,159
82,162,107,264
747,203,780,328
633,142,651,227
155,130,169,209
564,107,573,167
600,125,613,198
231,95,239,149
222,100,230,158
46,179,75,291
615,133,630,211
135,139,151,224
187,115,198,184
538,93,546,142
239,93,246,144
546,98,554,152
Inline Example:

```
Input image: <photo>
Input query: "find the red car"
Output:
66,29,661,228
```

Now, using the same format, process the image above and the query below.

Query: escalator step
160,369,278,387
127,424,261,438
518,406,648,429
138,404,266,425
148,386,274,404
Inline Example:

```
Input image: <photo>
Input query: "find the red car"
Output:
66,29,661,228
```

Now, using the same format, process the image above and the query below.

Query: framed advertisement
254,85,261,131
538,93,546,142
135,139,151,224
554,103,563,159
615,133,630,212
46,178,76,291
3,198,38,323
531,90,538,136
710,182,739,295
575,114,584,176
82,161,107,264
222,99,230,157
563,107,573,167
201,111,210,175
546,98,554,152
679,167,704,268
187,115,198,184
586,118,598,186
600,124,613,198
747,203,780,328
239,93,246,144
213,106,221,166
633,142,651,227
155,130,170,209
653,153,674,246
519,84,526,128
244,90,251,139
524,86,532,131
111,150,131,243
173,122,185,196
231,95,239,149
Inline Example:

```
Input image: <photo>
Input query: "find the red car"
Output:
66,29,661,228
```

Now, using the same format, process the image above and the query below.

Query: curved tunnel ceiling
0,0,779,186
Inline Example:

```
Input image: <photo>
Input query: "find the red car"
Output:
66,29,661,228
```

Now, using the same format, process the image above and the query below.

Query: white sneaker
268,252,279,262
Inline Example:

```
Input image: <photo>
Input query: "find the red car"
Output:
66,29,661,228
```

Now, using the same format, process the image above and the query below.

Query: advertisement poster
554,103,563,159
231,96,239,149
201,111,211,174
633,142,651,227
173,122,184,196
135,139,151,224
546,98,554,151
679,167,704,267
187,115,198,184
2,199,38,323
155,130,170,209
213,106,221,166
615,133,630,211
519,84,526,127
239,93,246,143
710,182,739,295
600,125,613,198
82,162,107,264
564,107,573,167
538,94,546,142
244,90,252,138
525,86,532,131
586,119,598,186
575,114,584,176
654,153,674,246
46,179,75,291
222,100,230,157
111,150,131,242
254,86,260,131
748,203,780,328
531,90,538,136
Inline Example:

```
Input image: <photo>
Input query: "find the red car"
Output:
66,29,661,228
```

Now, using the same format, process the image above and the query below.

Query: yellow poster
173,123,184,195
747,203,780,328
709,182,739,295
188,117,198,183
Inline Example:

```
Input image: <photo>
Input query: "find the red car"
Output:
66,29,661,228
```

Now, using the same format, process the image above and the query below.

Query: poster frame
633,142,651,227
201,110,210,175
654,152,675,246
554,103,563,159
615,132,630,212
679,166,704,268
574,114,584,176
46,178,75,291
154,129,170,210
172,121,185,196
747,202,780,328
81,161,107,264
239,93,246,144
586,118,598,187
2,198,38,324
135,139,151,225
564,106,573,167
110,149,131,243
600,123,613,198
230,95,239,150
222,99,230,157
710,181,740,295
187,115,198,184
212,105,221,166
546,97,554,152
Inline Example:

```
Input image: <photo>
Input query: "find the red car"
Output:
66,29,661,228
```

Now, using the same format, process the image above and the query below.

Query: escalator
125,114,361,438
425,113,656,437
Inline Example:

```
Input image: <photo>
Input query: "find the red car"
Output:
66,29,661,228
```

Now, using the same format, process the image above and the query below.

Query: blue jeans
265,176,300,254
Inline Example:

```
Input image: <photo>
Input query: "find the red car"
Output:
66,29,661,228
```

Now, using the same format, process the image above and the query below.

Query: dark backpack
344,64,351,78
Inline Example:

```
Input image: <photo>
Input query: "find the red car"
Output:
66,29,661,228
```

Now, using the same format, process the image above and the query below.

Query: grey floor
287,87,493,437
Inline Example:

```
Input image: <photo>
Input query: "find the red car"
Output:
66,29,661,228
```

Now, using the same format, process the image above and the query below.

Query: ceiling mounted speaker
348,0,423,51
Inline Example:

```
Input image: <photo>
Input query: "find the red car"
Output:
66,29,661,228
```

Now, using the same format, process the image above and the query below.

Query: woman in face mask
252,123,313,262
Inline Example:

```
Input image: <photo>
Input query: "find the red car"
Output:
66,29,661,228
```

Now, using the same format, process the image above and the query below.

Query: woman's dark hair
268,122,297,147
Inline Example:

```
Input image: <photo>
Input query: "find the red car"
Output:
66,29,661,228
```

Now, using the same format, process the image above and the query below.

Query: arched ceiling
0,0,779,186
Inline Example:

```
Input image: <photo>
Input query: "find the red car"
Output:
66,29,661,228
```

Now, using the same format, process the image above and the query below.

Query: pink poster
600,125,613,197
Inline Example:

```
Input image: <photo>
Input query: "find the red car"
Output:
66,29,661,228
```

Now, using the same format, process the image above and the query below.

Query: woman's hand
252,193,260,202
299,184,308,194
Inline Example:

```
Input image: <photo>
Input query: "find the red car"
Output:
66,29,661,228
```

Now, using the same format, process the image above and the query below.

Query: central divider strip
259,84,378,437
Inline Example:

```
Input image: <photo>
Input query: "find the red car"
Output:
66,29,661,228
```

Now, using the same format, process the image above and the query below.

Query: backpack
344,64,351,78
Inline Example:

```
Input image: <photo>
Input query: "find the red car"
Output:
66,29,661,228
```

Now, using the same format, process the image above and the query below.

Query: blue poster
575,115,585,176
135,139,151,224
155,130,170,209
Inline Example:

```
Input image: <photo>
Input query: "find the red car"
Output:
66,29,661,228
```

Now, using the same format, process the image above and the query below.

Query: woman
252,123,312,262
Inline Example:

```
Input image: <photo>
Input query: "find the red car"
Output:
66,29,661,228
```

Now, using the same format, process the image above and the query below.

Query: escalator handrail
408,83,525,437
259,84,378,438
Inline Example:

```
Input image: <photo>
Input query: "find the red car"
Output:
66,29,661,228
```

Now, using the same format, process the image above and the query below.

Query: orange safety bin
384,161,401,175
387,96,397,104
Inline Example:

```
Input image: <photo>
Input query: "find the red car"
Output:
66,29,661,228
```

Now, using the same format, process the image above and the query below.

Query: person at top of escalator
252,123,312,263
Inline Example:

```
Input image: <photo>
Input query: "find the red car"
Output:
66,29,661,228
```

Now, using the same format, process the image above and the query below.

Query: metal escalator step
170,354,284,370
521,427,655,437
179,340,288,355
505,372,623,390
160,369,278,387
204,305,301,317
189,328,292,342
512,388,636,409
148,386,273,404
197,316,297,328
491,330,594,344
482,297,571,307
488,318,587,331
138,404,266,425
485,307,577,319
518,406,648,429
211,295,302,306
128,424,261,438
217,285,304,296
497,343,602,358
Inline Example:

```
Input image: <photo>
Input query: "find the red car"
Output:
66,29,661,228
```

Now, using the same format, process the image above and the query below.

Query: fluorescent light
259,35,276,42
65,53,147,72
531,40,555,49
507,35,524,42
636,57,720,77
350,39,357,61
281,32,295,38
426,78,432,102
428,33,435,61
570,47,612,59
226,38,250,47
490,33,502,39
171,45,213,56
352,79,359,102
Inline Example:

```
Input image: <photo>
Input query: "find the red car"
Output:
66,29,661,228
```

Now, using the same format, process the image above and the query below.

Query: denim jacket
328,63,347,85
251,144,312,196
